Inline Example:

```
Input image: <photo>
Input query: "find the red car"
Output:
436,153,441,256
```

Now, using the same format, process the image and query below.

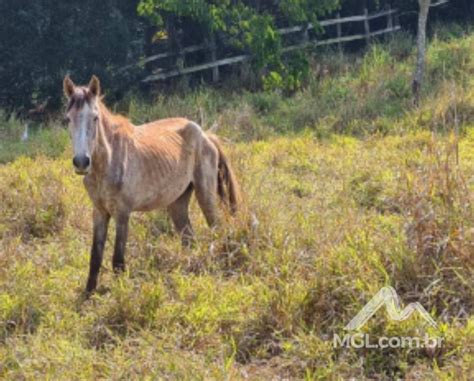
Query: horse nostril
73,155,91,170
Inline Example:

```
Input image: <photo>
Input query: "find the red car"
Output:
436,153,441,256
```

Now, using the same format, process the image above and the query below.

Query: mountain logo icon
345,286,437,331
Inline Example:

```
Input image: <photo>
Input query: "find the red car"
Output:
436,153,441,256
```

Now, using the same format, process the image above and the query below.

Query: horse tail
207,134,240,214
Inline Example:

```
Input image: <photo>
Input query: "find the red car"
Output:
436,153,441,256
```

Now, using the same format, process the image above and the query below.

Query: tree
0,0,146,113
412,0,431,106
137,0,341,91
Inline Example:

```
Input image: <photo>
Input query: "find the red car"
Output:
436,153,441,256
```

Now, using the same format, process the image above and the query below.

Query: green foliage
0,0,145,111
280,0,340,24
138,0,340,92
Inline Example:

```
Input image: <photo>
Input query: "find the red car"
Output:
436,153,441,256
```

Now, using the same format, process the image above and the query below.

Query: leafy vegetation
123,27,474,140
1,26,474,380
137,0,340,91
0,0,144,110
1,0,472,111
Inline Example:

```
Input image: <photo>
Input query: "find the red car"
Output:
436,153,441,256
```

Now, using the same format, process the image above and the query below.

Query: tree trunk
412,0,431,106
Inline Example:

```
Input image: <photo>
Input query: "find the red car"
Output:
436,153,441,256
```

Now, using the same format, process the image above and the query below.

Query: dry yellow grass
0,130,473,379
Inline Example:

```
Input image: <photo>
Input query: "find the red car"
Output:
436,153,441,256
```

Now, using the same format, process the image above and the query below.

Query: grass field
0,25,473,380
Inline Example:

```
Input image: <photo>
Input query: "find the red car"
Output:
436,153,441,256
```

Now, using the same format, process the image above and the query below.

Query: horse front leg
86,208,110,294
113,212,130,273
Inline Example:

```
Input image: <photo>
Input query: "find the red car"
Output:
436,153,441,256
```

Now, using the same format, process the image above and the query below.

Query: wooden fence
139,1,449,83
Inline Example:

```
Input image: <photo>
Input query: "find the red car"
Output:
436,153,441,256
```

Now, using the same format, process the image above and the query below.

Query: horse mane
97,97,134,136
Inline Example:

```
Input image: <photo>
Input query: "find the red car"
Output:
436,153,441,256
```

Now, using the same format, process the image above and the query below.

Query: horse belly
131,171,193,212
125,128,198,212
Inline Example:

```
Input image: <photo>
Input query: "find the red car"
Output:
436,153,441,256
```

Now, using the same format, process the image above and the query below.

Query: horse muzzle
72,154,91,175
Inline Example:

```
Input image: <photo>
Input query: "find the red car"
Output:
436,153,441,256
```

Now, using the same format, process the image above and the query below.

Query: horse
63,75,240,294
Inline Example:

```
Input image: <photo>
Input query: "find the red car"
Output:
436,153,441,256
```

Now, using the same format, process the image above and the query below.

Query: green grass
0,25,473,380
0,115,68,165
120,27,473,141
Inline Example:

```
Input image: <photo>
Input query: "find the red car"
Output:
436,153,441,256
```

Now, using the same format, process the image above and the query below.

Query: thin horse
63,75,240,293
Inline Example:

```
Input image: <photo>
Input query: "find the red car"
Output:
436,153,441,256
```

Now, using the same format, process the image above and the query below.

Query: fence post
387,5,393,30
336,12,342,52
364,8,371,45
394,8,401,29
302,23,309,46
209,34,219,82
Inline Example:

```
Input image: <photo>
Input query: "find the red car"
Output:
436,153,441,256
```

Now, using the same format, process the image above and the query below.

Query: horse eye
64,116,71,123
93,115,99,122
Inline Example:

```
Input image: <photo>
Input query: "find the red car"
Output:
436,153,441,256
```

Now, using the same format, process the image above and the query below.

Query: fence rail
138,1,449,83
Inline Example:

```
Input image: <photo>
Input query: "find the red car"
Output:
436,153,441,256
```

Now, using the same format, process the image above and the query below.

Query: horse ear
88,75,101,97
63,75,75,98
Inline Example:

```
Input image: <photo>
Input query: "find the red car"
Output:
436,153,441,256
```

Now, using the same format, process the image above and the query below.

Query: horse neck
91,103,134,176
91,106,114,175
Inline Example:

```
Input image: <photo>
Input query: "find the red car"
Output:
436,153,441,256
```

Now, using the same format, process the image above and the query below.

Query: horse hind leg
195,177,219,228
167,183,194,246
194,150,219,228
